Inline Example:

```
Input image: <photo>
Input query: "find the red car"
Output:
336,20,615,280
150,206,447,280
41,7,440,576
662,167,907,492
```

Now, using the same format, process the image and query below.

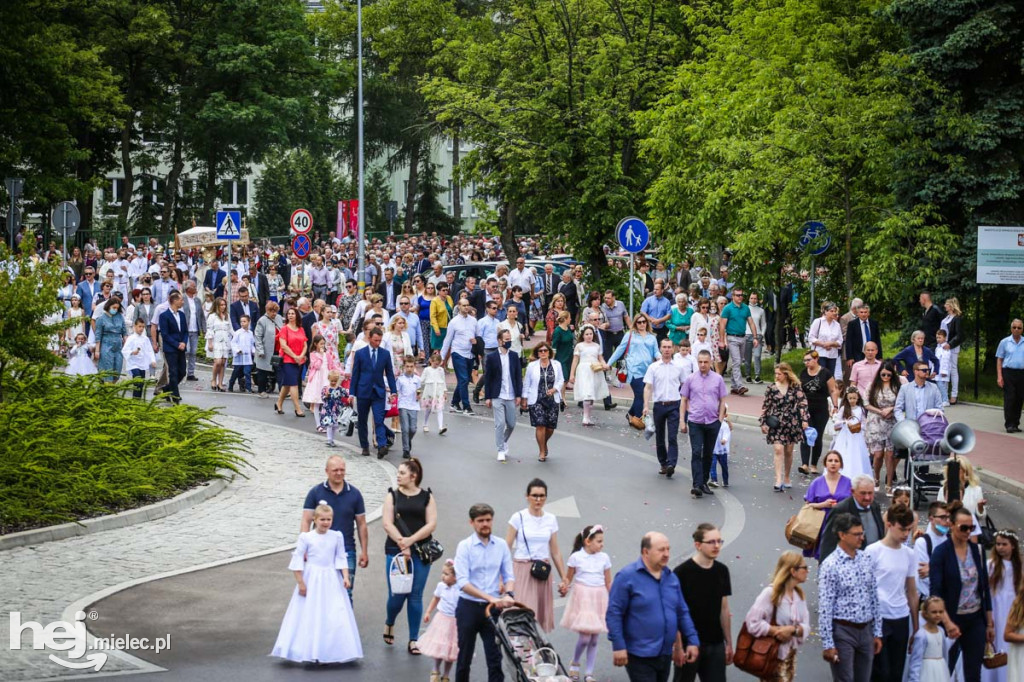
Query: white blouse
808,317,843,359
508,510,558,561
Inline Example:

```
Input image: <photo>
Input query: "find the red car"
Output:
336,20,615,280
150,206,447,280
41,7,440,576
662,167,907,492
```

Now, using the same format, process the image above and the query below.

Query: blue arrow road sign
617,217,650,253
799,221,831,256
292,234,311,259
216,210,242,239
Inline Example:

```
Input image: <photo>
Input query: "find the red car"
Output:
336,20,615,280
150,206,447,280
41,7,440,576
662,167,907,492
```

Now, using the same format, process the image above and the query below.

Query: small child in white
418,560,459,682
396,357,422,459
271,504,362,664
121,318,157,398
420,351,448,435
559,524,612,682
66,332,97,376
672,339,698,384
228,315,255,393
934,329,952,407
709,404,733,488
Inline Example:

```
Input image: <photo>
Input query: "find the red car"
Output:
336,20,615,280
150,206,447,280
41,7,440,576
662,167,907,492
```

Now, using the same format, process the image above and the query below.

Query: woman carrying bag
505,478,567,633
740,551,811,681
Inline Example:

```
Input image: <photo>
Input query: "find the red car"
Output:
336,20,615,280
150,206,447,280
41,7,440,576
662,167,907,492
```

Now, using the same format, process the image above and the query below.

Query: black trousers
801,401,831,467
626,654,672,682
674,641,726,682
653,403,680,467
455,599,503,682
1004,367,1024,429
163,349,186,399
870,616,909,682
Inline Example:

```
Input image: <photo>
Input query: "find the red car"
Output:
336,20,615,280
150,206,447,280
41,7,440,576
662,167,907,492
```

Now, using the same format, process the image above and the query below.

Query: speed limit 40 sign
290,208,313,235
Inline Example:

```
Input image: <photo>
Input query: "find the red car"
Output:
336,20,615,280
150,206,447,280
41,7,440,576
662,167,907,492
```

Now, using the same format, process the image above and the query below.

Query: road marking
544,495,580,518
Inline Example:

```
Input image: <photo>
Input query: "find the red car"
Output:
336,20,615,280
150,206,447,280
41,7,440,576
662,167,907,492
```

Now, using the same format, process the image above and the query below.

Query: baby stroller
488,602,571,682
894,411,974,509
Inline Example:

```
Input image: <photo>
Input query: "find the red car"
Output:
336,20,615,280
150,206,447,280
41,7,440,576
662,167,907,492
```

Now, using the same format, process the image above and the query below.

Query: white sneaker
423,426,430,432
497,450,507,462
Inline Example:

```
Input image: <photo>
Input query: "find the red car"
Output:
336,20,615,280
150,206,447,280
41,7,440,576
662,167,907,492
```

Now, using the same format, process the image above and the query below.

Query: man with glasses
76,268,103,322
894,361,944,422
913,502,950,598
818,513,882,682
718,289,759,394
151,266,175,305
472,301,501,403
673,523,733,682
819,475,885,562
995,318,1024,433
395,296,421,358
441,300,478,415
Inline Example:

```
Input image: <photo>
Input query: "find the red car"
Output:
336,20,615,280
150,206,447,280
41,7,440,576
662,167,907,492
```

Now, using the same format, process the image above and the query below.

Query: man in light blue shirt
894,362,944,422
472,302,502,403
641,280,672,343
996,318,1024,432
454,503,515,682
441,301,478,414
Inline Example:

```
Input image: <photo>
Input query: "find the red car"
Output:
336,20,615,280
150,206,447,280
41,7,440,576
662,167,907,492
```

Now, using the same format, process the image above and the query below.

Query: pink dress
301,351,340,404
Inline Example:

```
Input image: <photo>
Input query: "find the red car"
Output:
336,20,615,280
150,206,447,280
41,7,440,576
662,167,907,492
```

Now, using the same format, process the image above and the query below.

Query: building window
109,178,124,206
220,179,248,206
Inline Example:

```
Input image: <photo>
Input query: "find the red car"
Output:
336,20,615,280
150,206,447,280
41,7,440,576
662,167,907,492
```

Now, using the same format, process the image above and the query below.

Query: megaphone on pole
891,419,927,455
939,422,976,455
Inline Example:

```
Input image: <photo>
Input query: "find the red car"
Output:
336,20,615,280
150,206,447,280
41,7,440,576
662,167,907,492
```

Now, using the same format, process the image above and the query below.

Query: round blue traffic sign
799,221,831,256
617,217,650,253
292,234,311,259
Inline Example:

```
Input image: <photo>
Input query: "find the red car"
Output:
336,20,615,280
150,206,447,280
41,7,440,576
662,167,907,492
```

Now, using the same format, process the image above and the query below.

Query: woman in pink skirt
418,561,459,682
505,478,568,632
560,525,612,682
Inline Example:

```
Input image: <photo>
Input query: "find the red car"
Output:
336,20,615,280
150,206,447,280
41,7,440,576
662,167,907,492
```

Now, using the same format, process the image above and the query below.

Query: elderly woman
94,298,127,382
760,362,810,492
505,478,567,633
667,293,692,345
807,302,843,378
893,330,940,379
523,342,565,462
743,552,811,681
253,301,283,398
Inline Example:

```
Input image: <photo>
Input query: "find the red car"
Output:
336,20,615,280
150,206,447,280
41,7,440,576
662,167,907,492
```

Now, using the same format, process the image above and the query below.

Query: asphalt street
89,380,1024,682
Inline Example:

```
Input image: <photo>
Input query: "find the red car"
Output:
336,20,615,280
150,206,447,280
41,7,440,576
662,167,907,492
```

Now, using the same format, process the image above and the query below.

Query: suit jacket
559,281,580,322
894,380,944,422
376,280,399,313
930,538,992,621
674,268,692,292
921,305,944,347
844,318,882,363
818,497,885,563
76,280,103,316
182,295,207,335
158,308,188,354
230,299,260,331
254,272,271,313
483,349,523,400
203,268,226,300
540,272,558,299
469,289,488,319
350,345,397,400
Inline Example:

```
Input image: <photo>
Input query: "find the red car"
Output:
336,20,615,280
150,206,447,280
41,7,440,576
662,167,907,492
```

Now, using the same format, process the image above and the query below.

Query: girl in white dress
271,505,362,664
205,298,233,391
1006,589,1024,682
420,352,447,435
65,333,97,376
559,524,612,682
65,295,86,344
831,386,872,481
983,531,1022,682
906,596,955,682
418,560,459,682
566,325,609,426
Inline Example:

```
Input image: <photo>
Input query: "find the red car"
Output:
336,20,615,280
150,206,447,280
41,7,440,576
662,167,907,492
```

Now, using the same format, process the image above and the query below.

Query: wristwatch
504,591,515,599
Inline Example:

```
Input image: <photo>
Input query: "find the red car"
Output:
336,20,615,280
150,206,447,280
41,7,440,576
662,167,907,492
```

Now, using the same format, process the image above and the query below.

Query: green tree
252,150,346,238
414,158,460,235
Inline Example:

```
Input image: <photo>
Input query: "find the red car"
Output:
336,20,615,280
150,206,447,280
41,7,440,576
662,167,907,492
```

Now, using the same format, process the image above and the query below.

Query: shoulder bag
979,515,997,551
733,604,781,678
391,488,444,565
519,512,552,581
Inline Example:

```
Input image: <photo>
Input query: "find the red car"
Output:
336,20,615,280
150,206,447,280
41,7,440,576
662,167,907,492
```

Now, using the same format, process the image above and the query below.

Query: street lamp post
356,0,365,294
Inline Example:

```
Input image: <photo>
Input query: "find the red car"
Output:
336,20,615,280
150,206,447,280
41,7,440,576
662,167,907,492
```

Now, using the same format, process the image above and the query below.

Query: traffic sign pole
616,216,650,320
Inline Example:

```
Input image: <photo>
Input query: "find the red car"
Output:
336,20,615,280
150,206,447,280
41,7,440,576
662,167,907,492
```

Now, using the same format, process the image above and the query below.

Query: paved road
81,379,1024,682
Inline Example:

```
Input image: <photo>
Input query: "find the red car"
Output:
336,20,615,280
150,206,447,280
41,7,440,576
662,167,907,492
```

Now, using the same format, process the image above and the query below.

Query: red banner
337,199,360,240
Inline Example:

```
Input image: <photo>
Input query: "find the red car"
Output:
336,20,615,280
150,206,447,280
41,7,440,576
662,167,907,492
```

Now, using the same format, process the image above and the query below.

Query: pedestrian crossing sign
216,210,242,239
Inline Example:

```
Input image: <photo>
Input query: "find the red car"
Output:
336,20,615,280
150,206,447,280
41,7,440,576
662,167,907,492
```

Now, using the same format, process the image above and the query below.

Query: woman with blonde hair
937,455,987,527
546,293,567,343
941,297,963,405
760,362,810,492
206,297,233,392
742,551,811,681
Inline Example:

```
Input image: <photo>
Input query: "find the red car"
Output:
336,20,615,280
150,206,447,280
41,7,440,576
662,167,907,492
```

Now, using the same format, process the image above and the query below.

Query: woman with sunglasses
742,551,811,681
929,501,996,682
523,342,566,462
606,313,659,422
864,360,900,493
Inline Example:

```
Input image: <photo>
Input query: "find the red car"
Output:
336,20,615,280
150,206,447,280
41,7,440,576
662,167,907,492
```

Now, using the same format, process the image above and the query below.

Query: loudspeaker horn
939,422,976,455
891,419,927,455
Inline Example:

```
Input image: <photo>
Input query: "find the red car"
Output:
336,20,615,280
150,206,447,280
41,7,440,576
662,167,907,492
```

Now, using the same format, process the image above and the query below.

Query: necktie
371,349,377,366
863,321,870,344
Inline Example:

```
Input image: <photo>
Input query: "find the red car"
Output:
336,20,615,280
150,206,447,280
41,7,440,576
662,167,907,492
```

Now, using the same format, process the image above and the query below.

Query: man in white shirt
427,261,447,288
507,257,534,329
441,301,478,415
182,282,205,381
643,338,686,479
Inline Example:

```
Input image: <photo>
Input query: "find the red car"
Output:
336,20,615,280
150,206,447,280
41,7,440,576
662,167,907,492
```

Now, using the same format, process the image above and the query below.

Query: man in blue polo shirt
302,456,369,599
996,318,1024,433
641,280,673,344
606,531,700,682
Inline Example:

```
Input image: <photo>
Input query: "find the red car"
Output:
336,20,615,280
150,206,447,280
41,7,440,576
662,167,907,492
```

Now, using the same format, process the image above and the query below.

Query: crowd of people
25,230,1024,682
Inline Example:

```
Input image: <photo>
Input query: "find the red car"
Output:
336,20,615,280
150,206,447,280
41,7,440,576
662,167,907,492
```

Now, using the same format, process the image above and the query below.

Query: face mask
503,341,512,350
935,524,949,536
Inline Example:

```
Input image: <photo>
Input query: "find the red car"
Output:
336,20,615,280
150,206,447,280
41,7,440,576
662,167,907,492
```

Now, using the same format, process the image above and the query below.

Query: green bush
0,370,250,534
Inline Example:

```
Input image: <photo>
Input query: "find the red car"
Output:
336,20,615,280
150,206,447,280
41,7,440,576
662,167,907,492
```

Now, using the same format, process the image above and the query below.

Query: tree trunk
774,268,785,362
161,132,184,230
118,119,134,230
403,143,420,233
843,181,853,297
201,158,218,225
452,134,461,226
498,201,519,262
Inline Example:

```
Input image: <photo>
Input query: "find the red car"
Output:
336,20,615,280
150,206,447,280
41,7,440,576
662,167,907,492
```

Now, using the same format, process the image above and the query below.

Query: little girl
418,560,459,682
271,504,362,663
832,386,872,481
709,405,732,488
1005,586,1024,681
420,352,448,435
301,335,337,428
559,525,612,682
320,371,349,447
66,333,97,376
905,596,954,682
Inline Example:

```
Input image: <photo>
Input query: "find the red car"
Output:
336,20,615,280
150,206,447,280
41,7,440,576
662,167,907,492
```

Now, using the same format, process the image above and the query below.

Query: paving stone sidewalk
0,416,390,681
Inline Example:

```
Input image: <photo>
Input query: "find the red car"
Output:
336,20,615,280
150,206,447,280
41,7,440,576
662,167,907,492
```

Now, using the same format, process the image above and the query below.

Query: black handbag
519,512,552,581
979,515,998,550
392,489,444,565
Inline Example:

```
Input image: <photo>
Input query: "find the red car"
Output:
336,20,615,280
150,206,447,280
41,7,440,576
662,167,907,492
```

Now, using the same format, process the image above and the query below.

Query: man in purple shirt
680,350,728,499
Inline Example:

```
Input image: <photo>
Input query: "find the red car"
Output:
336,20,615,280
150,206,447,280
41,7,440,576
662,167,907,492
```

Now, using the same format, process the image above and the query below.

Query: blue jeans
399,408,418,453
345,549,357,601
130,369,146,399
710,452,729,485
385,552,431,641
626,654,672,682
688,420,720,488
228,364,252,391
451,354,472,410
628,377,645,417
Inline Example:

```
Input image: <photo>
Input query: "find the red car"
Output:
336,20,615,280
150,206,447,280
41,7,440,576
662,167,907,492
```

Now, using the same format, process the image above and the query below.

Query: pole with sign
798,221,831,331
52,201,81,267
216,210,242,276
617,216,650,319
290,208,312,236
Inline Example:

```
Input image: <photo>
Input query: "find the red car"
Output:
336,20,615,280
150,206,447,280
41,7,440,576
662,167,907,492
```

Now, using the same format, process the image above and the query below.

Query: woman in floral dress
864,360,900,494
312,305,343,367
760,362,810,493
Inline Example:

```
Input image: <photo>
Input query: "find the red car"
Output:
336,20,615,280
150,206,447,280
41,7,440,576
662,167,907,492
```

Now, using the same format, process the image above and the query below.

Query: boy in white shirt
122,317,157,398
396,357,422,459
934,329,952,407
228,315,256,393
671,339,699,384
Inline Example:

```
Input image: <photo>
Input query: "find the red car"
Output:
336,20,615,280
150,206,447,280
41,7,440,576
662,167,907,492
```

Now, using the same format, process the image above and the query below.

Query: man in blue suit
229,286,260,330
483,329,523,462
158,291,189,403
76,267,103,326
350,327,397,459
203,259,226,300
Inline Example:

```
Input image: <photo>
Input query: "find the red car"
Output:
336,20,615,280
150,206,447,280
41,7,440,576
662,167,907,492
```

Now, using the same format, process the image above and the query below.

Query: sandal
584,676,597,682
408,641,421,656
383,624,394,645
568,663,580,681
